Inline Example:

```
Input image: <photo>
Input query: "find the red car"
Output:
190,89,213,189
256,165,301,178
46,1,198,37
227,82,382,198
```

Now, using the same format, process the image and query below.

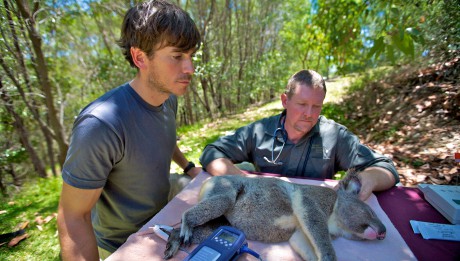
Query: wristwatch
183,161,195,174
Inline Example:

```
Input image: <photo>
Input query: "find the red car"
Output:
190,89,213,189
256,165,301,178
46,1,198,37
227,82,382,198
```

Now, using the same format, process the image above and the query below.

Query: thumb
359,185,372,201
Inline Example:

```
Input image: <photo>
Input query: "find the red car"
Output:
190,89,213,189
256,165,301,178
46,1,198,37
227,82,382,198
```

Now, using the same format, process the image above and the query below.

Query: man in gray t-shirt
57,1,202,260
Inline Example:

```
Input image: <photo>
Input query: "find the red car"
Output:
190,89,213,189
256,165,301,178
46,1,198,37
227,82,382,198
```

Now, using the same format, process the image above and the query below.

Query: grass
0,76,352,260
0,176,61,261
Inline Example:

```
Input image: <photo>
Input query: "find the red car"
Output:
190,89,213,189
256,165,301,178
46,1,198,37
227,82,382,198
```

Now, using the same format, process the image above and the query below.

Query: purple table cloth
376,187,460,261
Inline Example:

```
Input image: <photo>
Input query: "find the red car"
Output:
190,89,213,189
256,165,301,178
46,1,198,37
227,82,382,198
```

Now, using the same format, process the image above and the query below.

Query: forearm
172,144,201,178
58,183,102,261
205,158,245,176
172,144,189,169
58,212,98,261
360,166,396,190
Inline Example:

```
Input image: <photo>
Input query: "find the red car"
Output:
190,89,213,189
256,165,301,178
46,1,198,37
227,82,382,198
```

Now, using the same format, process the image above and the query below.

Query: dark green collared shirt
200,113,399,182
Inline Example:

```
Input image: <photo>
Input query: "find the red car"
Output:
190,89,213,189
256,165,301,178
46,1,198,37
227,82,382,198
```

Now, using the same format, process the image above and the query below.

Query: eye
172,55,182,60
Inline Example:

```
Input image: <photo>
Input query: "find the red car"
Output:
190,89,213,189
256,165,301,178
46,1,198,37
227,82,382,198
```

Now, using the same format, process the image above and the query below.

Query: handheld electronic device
184,226,247,261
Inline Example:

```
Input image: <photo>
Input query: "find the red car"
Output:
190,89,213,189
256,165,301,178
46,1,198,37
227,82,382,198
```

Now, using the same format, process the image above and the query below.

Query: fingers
358,186,372,201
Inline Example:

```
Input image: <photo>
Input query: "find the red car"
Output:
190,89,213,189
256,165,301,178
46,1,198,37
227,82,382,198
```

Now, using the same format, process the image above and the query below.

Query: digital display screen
217,230,237,243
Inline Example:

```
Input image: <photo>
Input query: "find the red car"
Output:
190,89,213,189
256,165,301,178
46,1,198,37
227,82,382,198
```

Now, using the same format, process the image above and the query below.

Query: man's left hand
357,167,396,201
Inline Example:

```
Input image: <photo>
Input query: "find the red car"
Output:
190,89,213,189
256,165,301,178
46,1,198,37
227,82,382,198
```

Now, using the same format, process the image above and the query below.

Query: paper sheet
410,220,460,241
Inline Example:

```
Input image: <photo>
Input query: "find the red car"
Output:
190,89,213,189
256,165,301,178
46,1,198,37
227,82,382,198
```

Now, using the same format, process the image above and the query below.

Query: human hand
357,166,395,201
332,172,374,201
356,172,376,201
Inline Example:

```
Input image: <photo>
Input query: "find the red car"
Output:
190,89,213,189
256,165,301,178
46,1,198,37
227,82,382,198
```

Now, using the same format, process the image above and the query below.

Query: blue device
184,226,247,261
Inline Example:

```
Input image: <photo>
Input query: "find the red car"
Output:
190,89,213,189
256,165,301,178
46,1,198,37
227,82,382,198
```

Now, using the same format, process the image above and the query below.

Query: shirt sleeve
336,128,400,184
199,124,254,169
62,115,124,189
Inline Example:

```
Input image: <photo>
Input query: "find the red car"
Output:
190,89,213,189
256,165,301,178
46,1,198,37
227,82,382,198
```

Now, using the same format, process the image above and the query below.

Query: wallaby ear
339,168,362,195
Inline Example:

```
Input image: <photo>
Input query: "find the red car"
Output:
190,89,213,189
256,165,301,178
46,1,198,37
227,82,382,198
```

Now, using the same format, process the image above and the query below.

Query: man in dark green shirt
200,69,399,201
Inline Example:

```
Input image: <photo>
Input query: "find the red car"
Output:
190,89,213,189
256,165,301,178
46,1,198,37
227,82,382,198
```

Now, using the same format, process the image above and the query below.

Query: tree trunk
3,0,57,175
15,0,69,165
0,78,47,178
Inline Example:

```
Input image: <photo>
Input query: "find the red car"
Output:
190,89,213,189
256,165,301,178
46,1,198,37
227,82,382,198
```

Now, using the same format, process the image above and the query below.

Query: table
107,172,459,261
375,187,460,261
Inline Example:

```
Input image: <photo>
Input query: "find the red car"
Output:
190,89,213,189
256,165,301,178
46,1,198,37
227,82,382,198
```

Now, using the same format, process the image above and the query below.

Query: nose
303,105,312,117
183,58,195,75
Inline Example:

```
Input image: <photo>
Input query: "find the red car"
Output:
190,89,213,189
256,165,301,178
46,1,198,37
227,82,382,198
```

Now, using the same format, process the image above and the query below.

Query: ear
281,93,288,109
339,168,362,195
130,47,148,70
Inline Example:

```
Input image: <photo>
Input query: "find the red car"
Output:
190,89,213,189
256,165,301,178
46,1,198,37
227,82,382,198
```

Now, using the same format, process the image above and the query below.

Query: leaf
391,31,415,58
367,36,384,59
35,216,44,225
44,214,57,223
18,221,29,230
8,233,29,247
388,45,396,64
406,27,425,44
405,27,421,37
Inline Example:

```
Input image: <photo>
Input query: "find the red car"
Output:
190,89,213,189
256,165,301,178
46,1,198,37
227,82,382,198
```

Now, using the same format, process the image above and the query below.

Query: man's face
281,83,325,139
146,46,196,96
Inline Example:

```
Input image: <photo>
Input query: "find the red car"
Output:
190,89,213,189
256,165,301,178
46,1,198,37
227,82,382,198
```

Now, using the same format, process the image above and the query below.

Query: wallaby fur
164,169,386,261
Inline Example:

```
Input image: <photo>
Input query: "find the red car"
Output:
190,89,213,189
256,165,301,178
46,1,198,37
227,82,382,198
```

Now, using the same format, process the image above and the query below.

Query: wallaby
164,169,386,261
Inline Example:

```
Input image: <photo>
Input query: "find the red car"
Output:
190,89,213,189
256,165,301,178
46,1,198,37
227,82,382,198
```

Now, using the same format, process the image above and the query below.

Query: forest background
0,0,459,260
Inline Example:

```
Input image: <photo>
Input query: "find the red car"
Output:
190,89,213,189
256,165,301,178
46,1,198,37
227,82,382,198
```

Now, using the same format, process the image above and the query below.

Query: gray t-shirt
62,83,177,252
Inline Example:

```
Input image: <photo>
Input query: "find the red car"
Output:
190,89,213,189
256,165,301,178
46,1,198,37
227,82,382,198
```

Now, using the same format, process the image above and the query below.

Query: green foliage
321,103,350,127
0,147,27,166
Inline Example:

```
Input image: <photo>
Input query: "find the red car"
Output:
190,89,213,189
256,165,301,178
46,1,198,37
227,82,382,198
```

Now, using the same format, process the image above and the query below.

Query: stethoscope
263,115,287,165
263,113,313,171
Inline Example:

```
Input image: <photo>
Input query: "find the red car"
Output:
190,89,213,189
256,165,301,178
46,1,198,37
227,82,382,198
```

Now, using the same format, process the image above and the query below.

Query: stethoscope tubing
265,113,312,173
264,115,287,165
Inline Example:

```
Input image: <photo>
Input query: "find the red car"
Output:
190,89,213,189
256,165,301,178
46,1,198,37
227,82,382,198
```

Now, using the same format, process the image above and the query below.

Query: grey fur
164,169,386,261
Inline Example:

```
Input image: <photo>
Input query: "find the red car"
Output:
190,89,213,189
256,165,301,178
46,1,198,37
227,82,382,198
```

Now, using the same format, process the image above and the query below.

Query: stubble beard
147,69,170,95
294,118,315,135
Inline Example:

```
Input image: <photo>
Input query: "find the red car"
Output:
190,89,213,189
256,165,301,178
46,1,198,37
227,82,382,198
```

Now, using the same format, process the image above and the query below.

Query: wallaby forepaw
180,222,194,246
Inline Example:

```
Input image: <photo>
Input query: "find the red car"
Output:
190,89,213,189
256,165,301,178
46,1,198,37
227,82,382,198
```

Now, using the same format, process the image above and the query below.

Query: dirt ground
342,56,459,187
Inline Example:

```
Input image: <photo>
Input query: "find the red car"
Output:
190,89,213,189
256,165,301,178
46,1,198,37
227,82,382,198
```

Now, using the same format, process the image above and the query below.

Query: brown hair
284,69,326,99
118,0,201,67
